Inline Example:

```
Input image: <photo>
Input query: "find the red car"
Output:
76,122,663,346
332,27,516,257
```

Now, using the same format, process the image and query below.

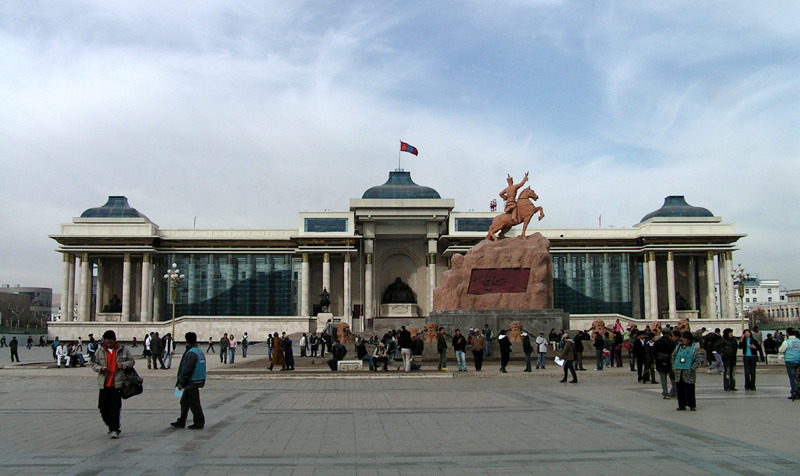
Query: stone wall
47,316,316,343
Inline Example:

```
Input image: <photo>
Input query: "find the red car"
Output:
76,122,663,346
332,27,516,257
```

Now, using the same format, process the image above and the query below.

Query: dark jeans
595,349,604,370
524,351,532,371
438,351,447,370
629,351,636,371
562,361,577,382
637,357,646,381
473,350,484,371
10,349,19,362
723,356,737,390
179,387,204,427
242,345,248,358
220,348,228,363
743,355,757,390
575,352,584,369
500,350,510,370
98,387,122,432
150,352,164,369
785,361,800,397
676,379,696,409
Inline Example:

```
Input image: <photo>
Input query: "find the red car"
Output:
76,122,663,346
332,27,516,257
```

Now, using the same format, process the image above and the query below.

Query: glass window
768,288,772,294
454,218,494,232
304,218,348,233
552,253,632,316
163,254,299,317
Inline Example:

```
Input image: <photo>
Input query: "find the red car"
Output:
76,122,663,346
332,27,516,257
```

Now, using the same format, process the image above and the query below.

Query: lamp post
731,263,749,332
163,263,185,339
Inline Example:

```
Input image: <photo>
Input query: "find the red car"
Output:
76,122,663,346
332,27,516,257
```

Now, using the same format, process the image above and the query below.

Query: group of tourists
206,332,248,364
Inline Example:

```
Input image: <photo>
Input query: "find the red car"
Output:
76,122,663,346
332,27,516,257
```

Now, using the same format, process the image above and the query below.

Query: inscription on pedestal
467,268,530,294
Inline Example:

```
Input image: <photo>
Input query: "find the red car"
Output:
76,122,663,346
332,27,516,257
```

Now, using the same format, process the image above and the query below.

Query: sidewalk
0,344,798,475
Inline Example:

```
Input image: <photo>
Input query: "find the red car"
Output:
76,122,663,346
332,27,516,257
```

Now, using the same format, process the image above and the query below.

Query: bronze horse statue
486,186,545,241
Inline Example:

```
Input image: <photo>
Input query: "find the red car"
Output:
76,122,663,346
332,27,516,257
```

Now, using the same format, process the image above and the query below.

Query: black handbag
121,367,144,399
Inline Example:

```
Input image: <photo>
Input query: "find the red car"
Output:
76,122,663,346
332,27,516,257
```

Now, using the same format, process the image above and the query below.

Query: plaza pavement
0,343,798,476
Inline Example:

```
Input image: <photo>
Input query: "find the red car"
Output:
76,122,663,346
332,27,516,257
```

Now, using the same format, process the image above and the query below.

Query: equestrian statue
486,171,545,241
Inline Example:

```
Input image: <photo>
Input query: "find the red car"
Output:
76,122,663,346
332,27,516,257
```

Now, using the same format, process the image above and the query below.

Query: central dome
362,170,441,199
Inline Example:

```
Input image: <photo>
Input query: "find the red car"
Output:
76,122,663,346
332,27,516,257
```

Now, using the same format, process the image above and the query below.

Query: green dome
81,196,149,219
639,196,713,223
362,170,441,199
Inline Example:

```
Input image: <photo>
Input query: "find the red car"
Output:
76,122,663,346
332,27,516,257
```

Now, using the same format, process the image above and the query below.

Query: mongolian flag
400,141,418,156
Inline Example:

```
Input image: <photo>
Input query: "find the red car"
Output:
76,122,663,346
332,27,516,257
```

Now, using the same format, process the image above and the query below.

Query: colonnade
639,250,736,321
59,252,161,323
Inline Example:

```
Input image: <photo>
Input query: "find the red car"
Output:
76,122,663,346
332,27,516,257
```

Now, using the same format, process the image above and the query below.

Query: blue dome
362,170,441,199
81,196,150,219
639,196,713,223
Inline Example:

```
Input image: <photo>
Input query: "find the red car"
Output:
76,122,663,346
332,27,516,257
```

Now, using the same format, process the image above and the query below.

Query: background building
48,170,747,340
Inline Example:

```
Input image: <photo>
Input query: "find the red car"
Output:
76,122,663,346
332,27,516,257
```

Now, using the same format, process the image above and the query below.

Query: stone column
428,253,437,312
322,253,331,293
705,252,716,319
78,253,91,322
602,253,611,304
67,256,76,321
95,259,104,318
725,252,736,321
153,259,163,322
583,254,592,298
717,256,728,319
648,252,658,321
206,255,215,303
141,254,152,322
687,257,697,311
667,252,677,321
121,253,131,322
343,253,351,327
642,255,651,321
365,253,373,323
301,253,310,317
631,257,641,319
226,255,237,313
60,253,71,321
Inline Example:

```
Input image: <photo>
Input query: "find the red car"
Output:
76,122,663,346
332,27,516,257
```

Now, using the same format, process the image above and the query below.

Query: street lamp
731,263,750,332
163,263,185,339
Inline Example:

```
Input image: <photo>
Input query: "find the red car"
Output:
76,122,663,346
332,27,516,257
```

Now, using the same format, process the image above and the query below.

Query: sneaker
170,421,185,428
187,424,204,430
110,431,120,439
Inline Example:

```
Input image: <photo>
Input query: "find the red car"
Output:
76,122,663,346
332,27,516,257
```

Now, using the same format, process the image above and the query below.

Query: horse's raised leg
537,207,545,221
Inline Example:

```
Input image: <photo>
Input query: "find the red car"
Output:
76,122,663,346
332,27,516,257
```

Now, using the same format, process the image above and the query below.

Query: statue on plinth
486,172,545,241
382,277,416,304
319,288,331,312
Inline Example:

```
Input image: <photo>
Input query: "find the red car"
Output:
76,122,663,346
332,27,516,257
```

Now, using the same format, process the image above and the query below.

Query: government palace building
49,169,747,340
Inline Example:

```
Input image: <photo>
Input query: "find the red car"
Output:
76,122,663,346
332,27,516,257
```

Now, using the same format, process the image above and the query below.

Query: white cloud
1,1,798,291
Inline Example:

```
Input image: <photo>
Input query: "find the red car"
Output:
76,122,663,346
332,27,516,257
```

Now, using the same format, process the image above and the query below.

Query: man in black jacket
574,331,586,370
437,327,448,371
717,328,739,391
654,330,678,399
171,332,206,430
327,339,347,371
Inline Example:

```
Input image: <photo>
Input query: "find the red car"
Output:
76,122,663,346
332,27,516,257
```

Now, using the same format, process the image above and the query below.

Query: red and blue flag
400,141,418,156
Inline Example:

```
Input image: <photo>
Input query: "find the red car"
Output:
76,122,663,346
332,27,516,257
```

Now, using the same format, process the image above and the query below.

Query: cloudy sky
1,1,799,293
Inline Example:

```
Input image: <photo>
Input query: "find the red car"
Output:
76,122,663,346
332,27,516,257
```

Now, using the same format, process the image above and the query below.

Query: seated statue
319,288,331,312
382,277,416,304
107,294,122,313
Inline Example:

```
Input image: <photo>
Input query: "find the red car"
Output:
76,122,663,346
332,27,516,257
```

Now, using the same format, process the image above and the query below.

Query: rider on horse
499,171,529,224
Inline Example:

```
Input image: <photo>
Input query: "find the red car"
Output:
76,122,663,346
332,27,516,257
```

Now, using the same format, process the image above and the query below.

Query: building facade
49,171,746,340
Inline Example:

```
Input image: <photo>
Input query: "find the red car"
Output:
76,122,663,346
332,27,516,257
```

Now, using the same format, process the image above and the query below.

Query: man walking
558,333,577,383
779,328,800,399
482,324,492,357
171,332,206,430
535,332,548,370
452,329,467,372
219,333,229,364
150,332,165,370
92,330,135,439
522,332,533,372
241,332,249,358
437,327,448,371
9,336,20,362
470,329,485,371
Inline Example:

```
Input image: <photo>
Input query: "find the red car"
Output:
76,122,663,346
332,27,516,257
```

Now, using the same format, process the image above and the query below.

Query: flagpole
398,141,401,170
